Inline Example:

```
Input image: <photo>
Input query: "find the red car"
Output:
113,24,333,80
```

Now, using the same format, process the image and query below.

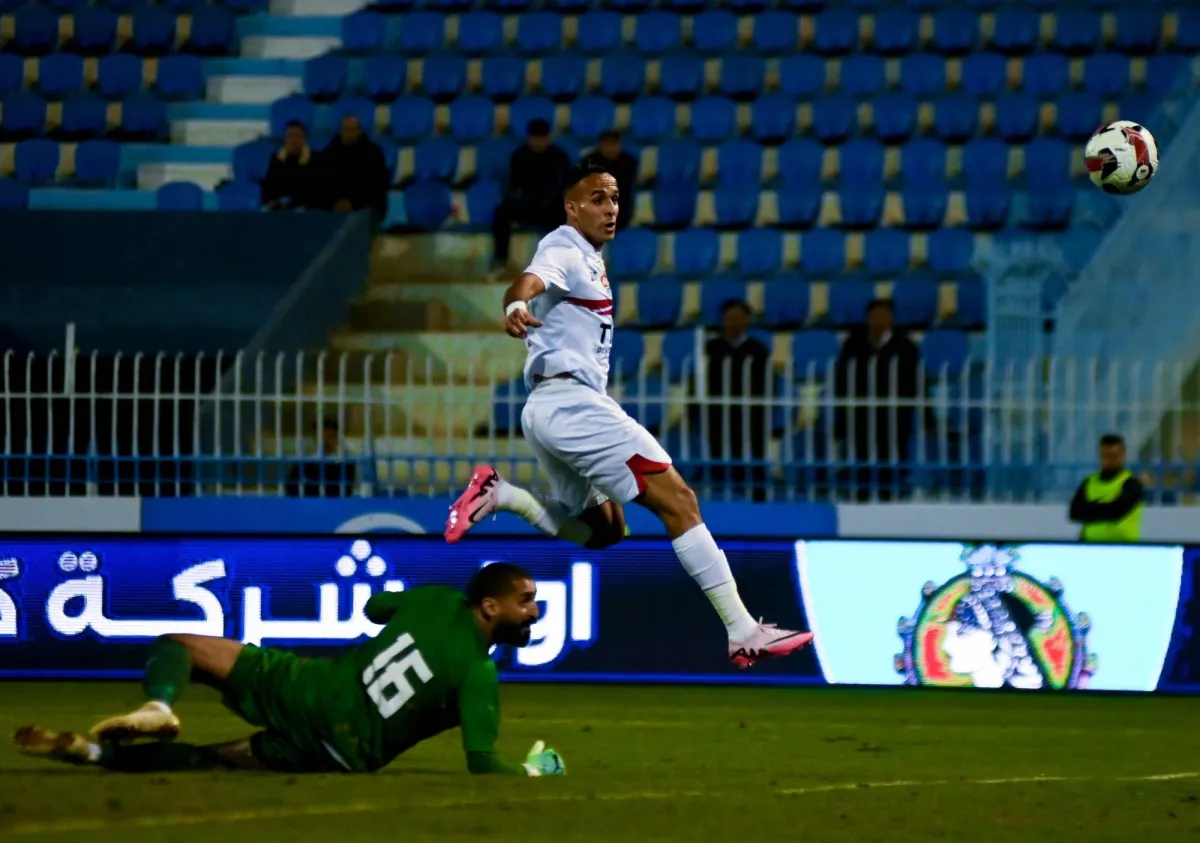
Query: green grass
2,682,1200,842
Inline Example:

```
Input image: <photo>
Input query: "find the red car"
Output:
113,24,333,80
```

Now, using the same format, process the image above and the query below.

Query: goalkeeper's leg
13,726,263,771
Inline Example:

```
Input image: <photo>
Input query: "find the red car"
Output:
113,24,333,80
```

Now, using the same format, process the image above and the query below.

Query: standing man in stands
1069,434,1144,543
490,119,570,278
581,130,637,231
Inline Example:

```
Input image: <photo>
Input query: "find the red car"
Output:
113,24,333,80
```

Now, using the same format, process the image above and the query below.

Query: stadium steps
236,14,342,59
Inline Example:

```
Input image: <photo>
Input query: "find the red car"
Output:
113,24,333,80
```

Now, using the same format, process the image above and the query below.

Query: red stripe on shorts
626,454,672,494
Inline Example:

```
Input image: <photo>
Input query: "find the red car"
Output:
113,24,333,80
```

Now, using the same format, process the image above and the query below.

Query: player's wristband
505,301,528,317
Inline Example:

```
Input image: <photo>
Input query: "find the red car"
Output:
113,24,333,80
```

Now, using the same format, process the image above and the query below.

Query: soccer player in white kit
445,162,813,668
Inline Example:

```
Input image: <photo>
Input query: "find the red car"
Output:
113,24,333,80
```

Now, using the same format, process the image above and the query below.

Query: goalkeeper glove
521,740,565,777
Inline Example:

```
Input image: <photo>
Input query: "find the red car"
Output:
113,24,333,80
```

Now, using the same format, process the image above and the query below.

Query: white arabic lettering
0,558,19,638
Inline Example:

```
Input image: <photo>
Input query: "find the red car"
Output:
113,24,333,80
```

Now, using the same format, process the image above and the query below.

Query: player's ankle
145,700,173,715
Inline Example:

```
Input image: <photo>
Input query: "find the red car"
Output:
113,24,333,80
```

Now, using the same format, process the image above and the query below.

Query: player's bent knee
580,501,625,550
169,634,244,685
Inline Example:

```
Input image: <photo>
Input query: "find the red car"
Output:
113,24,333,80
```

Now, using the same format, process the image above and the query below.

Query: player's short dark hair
467,562,533,605
866,298,894,314
721,298,751,316
284,120,307,133
563,160,612,196
598,129,620,143
1100,433,1125,448
526,118,551,137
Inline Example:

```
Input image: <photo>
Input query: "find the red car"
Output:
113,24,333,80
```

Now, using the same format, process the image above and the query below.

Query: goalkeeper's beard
496,620,534,648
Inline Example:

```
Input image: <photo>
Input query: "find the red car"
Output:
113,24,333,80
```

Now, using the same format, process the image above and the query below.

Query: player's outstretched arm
459,660,566,776
502,273,546,338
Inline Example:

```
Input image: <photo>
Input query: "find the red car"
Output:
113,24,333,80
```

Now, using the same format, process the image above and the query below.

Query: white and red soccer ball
1084,121,1159,195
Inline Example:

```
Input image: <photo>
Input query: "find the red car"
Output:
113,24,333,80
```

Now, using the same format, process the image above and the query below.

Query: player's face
1099,443,1125,473
493,577,540,647
566,173,619,247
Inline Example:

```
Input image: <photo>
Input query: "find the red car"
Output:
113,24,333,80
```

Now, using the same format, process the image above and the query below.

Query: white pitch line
5,772,1198,837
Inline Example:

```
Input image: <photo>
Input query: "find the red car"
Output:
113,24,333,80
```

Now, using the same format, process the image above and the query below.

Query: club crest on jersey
591,267,610,291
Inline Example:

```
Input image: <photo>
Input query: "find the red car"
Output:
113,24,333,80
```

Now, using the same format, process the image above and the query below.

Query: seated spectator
490,118,570,276
261,121,323,210
321,115,390,220
285,418,358,498
582,130,638,230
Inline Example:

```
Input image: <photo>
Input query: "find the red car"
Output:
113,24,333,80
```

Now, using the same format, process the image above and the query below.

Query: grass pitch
1,682,1199,842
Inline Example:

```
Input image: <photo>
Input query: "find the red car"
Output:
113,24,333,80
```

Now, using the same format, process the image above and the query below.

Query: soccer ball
1084,121,1159,195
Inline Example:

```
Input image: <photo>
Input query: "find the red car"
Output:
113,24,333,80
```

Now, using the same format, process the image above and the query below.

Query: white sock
496,480,593,546
85,741,102,763
671,524,758,642
145,700,173,715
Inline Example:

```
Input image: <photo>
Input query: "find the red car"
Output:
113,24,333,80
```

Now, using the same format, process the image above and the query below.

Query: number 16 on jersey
362,633,433,719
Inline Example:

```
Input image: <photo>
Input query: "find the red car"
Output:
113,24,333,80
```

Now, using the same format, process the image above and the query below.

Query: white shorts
521,377,673,517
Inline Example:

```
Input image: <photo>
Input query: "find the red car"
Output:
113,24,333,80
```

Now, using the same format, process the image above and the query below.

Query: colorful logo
894,545,1097,690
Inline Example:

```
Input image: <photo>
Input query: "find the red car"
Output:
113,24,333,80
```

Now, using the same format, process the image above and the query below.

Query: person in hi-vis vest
1068,434,1145,543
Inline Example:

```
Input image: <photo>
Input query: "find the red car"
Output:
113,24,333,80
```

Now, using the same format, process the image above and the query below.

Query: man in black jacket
261,121,323,210
834,299,919,501
581,130,638,231
321,115,391,220
490,119,569,274
1068,434,1145,542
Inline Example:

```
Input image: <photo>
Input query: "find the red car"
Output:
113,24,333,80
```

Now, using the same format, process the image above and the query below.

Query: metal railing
3,345,1199,504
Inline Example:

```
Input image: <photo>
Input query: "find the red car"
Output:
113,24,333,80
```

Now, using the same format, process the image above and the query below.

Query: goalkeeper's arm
459,661,565,776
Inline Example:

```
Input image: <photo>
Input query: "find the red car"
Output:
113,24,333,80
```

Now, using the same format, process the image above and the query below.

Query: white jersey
521,225,613,394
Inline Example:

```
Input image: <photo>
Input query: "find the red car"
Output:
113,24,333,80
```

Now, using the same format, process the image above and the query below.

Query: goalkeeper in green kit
13,563,566,777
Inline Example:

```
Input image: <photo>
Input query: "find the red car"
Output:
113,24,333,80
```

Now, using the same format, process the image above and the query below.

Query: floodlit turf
2,682,1200,842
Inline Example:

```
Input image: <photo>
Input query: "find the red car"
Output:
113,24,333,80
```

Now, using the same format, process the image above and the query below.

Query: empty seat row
339,8,1200,57
0,94,167,139
0,54,204,100
0,0,266,12
0,7,237,56
0,136,122,183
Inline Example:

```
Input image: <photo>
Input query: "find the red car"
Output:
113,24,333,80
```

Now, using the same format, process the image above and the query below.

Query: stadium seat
304,55,348,102
129,7,176,56
492,378,529,435
216,180,261,211
362,57,406,102
1052,9,1101,55
475,136,516,182
873,93,917,143
713,187,758,229
735,228,783,278
753,11,798,56
934,94,979,143
927,228,975,276
388,97,434,142
827,281,876,327
610,330,646,382
716,139,762,187
692,11,737,55
157,181,205,211
15,138,59,185
634,278,683,328
116,97,166,140
952,279,986,328
270,96,316,136
962,52,1006,97
965,185,1011,230
420,57,466,101
921,330,969,377
691,97,736,142
777,186,822,230
903,188,947,230
70,7,117,55
413,137,458,183
1147,55,1190,97
931,10,978,55
11,8,58,56
569,96,615,141
456,11,503,56
342,12,384,54
186,6,235,55
232,139,273,184
1056,93,1103,142
991,7,1038,54
600,54,646,102
841,55,885,97
750,94,796,144
660,328,699,381
515,12,561,55
812,96,855,143
838,139,884,185
58,97,106,139
609,228,658,279
635,12,683,55
1173,10,1200,53
760,279,810,328
900,54,945,98
802,228,846,276
1083,53,1131,98
97,54,142,99
464,179,501,228
660,55,704,101
864,229,910,277
398,12,445,55
1024,185,1074,230
509,97,553,136
38,54,83,100
902,138,948,185
873,9,918,55
577,11,623,55
449,95,494,142
839,187,884,229
700,278,748,326
778,56,826,98
157,55,204,101
630,97,675,144
995,94,1038,143
1024,137,1071,186
404,180,452,230
719,56,765,102
479,57,525,101
673,227,718,277
892,277,939,329
729,0,769,10
541,56,585,101
813,10,858,55
652,184,697,229
791,330,840,378
778,138,824,188
961,137,1009,185
0,93,46,140
0,55,21,97
1022,53,1069,97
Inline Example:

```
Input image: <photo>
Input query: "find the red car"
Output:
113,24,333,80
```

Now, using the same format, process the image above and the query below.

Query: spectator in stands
285,417,357,498
704,299,771,502
321,115,390,221
490,118,570,276
581,130,638,231
261,121,323,211
834,299,919,502
1069,433,1144,543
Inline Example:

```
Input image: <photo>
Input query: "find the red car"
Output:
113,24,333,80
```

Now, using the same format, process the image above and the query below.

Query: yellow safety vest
1080,470,1143,543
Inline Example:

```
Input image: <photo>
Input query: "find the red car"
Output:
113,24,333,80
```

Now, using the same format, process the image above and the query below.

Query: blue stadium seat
448,95,493,142
609,228,658,279
777,186,822,230
900,54,946,98
693,11,737,55
828,281,876,327
117,98,167,140
600,55,645,102
1147,55,1190,97
509,96,554,136
934,94,978,143
962,137,1009,185
491,378,529,435
515,11,561,55
609,330,646,382
0,93,46,140
186,6,235,55
661,0,706,11
541,56,585,101
15,138,59,184
838,139,884,185
729,0,769,10
991,7,1038,54
1022,53,1069,96
1052,9,1100,55
97,54,142,99
921,330,969,377
70,7,116,55
750,94,796,144
304,55,347,102
753,11,798,56
792,330,840,378
673,227,718,277
630,97,675,143
873,9,918,55
363,57,407,102
157,181,204,211
873,93,917,143
660,328,699,381
802,229,846,276
232,139,274,184
103,0,142,12
1057,93,1102,142
1024,137,1071,185
691,97,736,142
736,228,783,277
812,96,855,143
761,279,810,328
927,228,975,275
713,186,758,229
388,97,434,142
655,138,701,185
652,184,697,229
157,55,204,101
778,55,826,98
902,138,947,185
1083,53,1130,98
270,95,315,136
931,10,978,55
0,178,29,210
608,0,650,11
659,55,703,100
1117,94,1157,127
342,12,384,54
1173,10,1200,53
716,138,762,187
399,12,445,55
700,278,748,326
577,11,623,55
634,278,683,328
864,229,910,276
129,7,176,56
813,10,857,55
479,56,525,101
404,180,452,230
464,179,501,228
903,187,947,230
58,97,106,139
962,52,1006,97
38,54,83,99
995,93,1038,142
841,55,885,97
839,187,884,229
965,185,1011,230
457,11,503,56
476,136,517,182
569,96,615,140
719,56,765,101
952,279,986,328
892,277,939,329
0,55,21,96
11,8,58,56
778,138,823,187
216,180,261,211
421,57,466,101
413,136,458,183
635,11,683,54
1024,185,1073,230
